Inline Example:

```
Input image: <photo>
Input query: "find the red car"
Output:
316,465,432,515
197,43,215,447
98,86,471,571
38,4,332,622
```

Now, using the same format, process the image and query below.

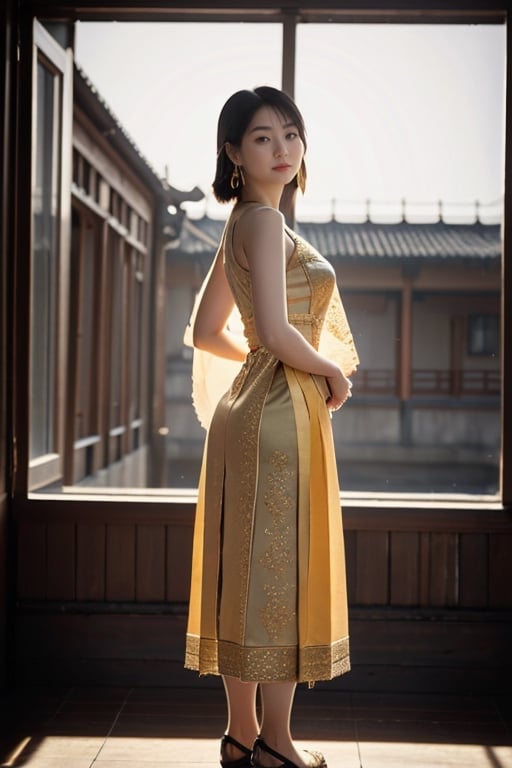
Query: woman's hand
325,369,353,412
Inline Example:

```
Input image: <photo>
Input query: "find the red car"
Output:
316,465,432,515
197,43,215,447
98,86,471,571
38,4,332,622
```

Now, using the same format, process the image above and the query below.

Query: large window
294,23,504,495
27,18,505,496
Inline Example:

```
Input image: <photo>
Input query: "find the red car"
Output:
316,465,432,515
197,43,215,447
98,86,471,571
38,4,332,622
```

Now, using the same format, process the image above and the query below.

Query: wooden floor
1,683,511,768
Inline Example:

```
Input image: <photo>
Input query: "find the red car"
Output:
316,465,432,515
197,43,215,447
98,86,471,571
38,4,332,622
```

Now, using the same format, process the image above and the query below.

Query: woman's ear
225,142,241,166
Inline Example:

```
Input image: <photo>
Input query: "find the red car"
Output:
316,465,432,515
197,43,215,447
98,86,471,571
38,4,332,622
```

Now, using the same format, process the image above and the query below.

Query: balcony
354,369,500,398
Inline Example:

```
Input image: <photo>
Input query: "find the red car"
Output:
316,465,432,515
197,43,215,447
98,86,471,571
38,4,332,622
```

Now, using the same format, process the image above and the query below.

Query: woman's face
231,105,304,190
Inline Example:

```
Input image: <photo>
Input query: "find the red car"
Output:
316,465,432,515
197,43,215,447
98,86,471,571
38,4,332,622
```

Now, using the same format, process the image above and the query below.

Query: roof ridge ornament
325,197,496,225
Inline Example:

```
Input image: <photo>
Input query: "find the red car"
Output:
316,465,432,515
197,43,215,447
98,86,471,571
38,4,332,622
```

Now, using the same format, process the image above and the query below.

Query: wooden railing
354,369,397,396
412,369,500,397
353,369,500,397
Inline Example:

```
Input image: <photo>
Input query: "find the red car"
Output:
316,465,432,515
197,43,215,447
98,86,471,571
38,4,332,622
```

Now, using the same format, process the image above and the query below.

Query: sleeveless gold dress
185,202,359,684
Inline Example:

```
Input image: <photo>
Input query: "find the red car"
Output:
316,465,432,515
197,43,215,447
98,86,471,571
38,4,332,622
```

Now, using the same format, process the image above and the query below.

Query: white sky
74,21,506,222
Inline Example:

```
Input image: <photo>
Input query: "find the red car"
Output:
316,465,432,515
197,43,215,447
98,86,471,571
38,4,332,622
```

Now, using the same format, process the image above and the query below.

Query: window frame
26,19,73,490
12,1,511,508
467,312,500,356
64,203,103,485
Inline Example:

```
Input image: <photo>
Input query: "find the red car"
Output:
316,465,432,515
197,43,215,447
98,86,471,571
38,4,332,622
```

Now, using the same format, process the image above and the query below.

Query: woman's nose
274,139,287,157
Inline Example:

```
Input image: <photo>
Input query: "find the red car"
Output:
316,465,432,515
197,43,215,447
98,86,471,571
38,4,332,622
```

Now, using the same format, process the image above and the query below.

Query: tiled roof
297,220,500,260
177,216,500,261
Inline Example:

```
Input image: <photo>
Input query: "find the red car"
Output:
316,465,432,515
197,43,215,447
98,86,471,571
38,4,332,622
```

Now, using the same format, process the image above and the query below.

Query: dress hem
184,633,351,684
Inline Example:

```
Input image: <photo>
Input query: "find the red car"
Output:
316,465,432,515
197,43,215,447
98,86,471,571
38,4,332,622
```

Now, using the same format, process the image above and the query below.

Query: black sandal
251,737,327,768
220,734,253,768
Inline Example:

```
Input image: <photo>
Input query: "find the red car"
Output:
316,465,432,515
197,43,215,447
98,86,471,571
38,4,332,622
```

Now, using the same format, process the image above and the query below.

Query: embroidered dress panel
185,202,359,683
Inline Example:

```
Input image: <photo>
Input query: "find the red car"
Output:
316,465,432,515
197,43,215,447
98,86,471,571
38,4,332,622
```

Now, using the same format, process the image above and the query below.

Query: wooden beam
12,495,511,532
501,17,512,506
279,12,297,227
281,11,296,98
20,1,508,24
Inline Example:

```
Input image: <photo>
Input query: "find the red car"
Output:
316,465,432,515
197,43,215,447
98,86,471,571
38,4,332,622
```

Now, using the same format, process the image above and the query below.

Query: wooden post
281,11,296,98
400,278,413,401
501,19,512,506
450,315,465,398
398,278,413,446
280,13,297,228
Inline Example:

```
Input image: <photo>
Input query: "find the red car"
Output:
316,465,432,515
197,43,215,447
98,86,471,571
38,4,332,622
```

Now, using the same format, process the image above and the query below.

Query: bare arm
192,244,248,362
241,207,351,407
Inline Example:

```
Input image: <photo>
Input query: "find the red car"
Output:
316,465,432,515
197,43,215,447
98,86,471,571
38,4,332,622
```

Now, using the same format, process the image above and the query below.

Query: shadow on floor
1,685,511,767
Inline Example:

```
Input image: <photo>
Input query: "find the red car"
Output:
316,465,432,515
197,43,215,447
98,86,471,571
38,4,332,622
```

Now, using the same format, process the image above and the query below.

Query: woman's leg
257,682,316,768
222,675,260,759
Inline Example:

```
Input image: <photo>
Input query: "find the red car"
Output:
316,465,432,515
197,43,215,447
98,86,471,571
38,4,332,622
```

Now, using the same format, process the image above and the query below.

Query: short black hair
212,86,307,203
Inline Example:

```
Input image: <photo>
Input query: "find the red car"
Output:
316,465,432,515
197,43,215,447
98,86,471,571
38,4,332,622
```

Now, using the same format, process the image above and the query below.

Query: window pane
30,59,61,459
108,232,123,436
129,251,144,430
468,313,499,356
295,24,504,495
75,22,283,218
69,210,98,443
71,21,282,489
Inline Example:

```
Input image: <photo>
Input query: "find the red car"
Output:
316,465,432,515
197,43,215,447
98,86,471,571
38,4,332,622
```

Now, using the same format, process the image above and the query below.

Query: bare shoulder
236,204,284,242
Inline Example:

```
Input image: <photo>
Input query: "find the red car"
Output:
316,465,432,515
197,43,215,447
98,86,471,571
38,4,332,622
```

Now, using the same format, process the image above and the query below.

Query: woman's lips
272,164,292,171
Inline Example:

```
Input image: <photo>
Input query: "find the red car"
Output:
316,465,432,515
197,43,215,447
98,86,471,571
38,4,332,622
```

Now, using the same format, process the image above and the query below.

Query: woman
185,86,359,768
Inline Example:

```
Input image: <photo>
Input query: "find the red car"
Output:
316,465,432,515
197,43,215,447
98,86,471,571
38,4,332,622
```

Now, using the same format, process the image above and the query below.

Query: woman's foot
252,737,327,768
220,733,253,768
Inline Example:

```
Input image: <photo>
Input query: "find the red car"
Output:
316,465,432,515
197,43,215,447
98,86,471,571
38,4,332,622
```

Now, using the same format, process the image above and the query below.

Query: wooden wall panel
166,524,192,602
136,524,165,601
429,533,458,606
13,611,512,694
354,531,389,605
106,524,136,601
14,513,510,611
76,523,106,600
12,501,512,692
390,531,419,605
344,530,357,604
17,522,46,600
418,532,430,605
459,533,488,608
47,523,75,600
488,533,512,607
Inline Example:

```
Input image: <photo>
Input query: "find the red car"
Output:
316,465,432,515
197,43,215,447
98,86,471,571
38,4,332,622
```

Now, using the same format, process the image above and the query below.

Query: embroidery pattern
258,450,297,642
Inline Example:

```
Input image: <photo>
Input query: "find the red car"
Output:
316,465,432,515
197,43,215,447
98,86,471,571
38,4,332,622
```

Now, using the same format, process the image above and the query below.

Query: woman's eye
286,132,298,140
255,136,270,143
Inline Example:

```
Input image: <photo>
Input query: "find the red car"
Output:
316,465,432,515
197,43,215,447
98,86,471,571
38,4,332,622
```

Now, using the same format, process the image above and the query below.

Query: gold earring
230,165,245,190
297,165,306,192
230,165,240,190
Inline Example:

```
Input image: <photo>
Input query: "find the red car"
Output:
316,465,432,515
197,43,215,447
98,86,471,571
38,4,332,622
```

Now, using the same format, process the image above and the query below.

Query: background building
166,214,500,493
